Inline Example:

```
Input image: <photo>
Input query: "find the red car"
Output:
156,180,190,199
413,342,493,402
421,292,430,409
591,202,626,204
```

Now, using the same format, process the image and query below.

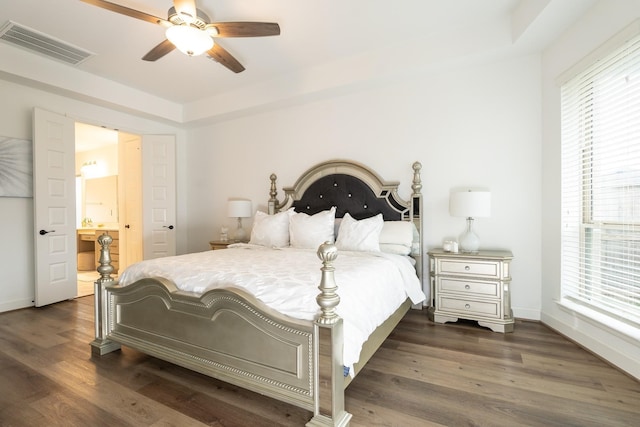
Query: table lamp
449,190,491,253
228,199,252,242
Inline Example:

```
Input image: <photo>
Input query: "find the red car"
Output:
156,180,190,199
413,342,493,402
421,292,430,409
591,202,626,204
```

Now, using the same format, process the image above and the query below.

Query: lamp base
234,217,247,242
459,217,480,253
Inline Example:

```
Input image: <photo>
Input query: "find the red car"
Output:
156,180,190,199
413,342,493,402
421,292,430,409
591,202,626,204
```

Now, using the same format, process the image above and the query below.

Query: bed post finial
412,161,422,197
316,242,340,325
268,173,279,215
96,233,115,283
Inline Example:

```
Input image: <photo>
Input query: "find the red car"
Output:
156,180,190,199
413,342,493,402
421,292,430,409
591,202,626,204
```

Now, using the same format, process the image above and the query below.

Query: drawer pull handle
465,304,471,309
465,284,471,290
465,266,470,271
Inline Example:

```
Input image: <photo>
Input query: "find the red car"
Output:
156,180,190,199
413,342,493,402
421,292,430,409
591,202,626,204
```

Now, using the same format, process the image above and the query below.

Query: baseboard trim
0,297,34,313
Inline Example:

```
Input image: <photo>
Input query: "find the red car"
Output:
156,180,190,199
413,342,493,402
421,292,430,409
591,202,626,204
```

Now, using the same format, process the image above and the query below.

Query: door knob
39,229,55,235
163,225,174,230
125,224,130,229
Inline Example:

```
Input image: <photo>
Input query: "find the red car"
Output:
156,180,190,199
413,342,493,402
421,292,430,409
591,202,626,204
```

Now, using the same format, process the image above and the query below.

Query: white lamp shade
228,200,252,218
449,191,491,218
166,24,213,56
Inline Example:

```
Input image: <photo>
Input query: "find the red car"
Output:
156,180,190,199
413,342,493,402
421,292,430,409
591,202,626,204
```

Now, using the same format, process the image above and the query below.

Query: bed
91,159,425,427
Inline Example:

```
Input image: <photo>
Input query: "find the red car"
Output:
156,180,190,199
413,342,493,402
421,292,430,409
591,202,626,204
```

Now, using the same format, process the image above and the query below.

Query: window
561,32,640,328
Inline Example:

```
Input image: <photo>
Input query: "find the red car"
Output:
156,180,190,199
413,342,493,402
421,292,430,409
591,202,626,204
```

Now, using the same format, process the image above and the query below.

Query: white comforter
118,244,426,373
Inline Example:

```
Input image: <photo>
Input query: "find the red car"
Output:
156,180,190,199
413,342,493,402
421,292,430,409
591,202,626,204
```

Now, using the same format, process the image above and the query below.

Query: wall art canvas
0,136,33,198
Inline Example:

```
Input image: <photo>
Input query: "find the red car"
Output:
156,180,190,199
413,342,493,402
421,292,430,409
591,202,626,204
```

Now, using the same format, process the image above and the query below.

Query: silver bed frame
91,160,423,426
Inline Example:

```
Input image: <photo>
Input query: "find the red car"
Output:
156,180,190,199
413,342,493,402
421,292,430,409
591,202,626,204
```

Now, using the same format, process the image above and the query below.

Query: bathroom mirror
84,175,118,224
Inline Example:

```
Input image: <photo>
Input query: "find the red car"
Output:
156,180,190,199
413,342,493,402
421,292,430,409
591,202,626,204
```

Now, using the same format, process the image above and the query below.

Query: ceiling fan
81,0,280,73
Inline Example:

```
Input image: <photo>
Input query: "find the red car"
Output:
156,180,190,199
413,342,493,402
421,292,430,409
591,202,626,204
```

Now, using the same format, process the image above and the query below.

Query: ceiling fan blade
209,22,280,38
80,0,169,26
207,44,245,73
142,39,176,61
173,0,197,20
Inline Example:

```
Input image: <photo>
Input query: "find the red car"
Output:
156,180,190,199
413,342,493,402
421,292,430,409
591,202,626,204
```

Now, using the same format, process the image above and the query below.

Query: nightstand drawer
438,259,499,278
438,277,499,298
437,296,501,318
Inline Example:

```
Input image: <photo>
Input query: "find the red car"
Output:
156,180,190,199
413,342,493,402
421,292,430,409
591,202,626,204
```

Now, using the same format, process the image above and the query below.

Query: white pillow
249,209,294,247
379,221,415,248
290,207,336,249
336,213,383,252
379,221,419,255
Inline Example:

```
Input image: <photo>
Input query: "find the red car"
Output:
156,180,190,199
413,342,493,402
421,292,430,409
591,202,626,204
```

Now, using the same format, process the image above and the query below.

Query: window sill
556,299,640,344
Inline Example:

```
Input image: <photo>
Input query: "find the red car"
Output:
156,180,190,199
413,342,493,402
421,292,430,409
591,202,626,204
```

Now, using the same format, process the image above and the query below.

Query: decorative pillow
248,208,294,248
289,207,336,249
379,221,414,246
378,221,417,255
336,213,383,252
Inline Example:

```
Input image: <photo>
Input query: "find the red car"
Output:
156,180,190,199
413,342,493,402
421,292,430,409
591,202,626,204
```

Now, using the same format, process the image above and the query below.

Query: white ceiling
0,0,597,126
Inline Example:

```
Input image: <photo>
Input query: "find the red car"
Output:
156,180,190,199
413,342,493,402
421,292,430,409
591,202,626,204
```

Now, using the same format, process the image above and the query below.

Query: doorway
34,109,173,307
74,123,143,296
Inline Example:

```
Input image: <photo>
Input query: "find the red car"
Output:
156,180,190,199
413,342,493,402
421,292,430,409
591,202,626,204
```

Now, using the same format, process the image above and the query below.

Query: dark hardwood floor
0,296,638,426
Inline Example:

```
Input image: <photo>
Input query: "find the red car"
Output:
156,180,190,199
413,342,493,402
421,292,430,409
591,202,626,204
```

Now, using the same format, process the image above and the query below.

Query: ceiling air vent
0,21,94,65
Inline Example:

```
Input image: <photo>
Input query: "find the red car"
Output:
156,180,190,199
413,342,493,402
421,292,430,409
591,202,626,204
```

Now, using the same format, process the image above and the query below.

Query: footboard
91,235,351,427
107,279,316,408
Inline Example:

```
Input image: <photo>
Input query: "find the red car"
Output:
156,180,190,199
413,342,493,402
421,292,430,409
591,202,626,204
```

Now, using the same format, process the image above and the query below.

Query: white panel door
118,132,143,271
142,135,176,259
33,108,77,306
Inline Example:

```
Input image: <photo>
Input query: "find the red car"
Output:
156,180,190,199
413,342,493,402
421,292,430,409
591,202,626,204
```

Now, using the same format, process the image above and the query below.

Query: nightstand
428,249,514,333
209,240,231,250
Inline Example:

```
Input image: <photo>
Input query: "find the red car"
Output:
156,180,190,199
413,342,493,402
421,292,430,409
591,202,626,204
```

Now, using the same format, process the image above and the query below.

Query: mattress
118,244,426,372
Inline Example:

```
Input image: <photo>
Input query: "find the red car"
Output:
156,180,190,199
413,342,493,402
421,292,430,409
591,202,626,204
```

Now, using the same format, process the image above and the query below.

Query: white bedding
118,244,426,373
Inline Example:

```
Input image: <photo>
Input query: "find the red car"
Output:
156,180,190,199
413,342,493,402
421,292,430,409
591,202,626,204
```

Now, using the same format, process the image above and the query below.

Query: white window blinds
561,32,640,327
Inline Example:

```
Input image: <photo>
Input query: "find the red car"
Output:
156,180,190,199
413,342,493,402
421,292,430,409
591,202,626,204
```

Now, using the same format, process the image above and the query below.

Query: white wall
541,0,640,380
0,79,186,312
76,144,118,177
186,53,543,319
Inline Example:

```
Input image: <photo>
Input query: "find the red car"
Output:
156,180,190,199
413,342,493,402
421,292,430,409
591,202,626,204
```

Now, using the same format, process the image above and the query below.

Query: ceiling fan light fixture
205,25,219,37
177,11,195,25
165,24,213,56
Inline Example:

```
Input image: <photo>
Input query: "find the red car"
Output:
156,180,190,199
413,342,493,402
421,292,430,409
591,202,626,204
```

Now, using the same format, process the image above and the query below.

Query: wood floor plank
347,395,447,427
138,375,294,427
138,356,313,426
0,338,205,425
362,346,639,425
0,404,50,426
29,391,125,426
0,350,56,408
519,352,640,395
0,298,639,426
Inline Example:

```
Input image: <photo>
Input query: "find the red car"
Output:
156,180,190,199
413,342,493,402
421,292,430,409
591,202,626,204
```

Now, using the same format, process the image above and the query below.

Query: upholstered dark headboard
268,159,422,223
290,173,404,220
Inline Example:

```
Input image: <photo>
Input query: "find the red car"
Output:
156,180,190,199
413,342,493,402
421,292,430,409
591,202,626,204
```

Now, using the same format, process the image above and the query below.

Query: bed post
410,161,426,307
268,172,293,214
308,242,352,427
90,232,121,356
268,173,279,214
410,161,423,236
